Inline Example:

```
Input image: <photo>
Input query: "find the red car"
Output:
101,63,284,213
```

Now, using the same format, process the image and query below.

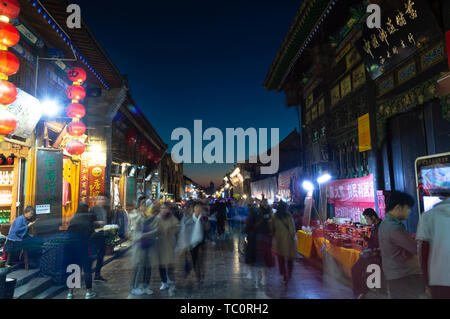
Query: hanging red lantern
126,128,137,147
67,67,87,84
0,0,20,20
0,79,16,104
0,50,18,76
153,154,161,164
138,140,148,156
66,85,86,101
66,102,86,119
0,22,18,48
66,140,85,156
67,121,86,137
0,108,16,138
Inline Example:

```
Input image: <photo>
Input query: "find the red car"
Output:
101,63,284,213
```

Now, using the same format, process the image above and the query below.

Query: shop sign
35,150,63,227
126,176,137,206
7,89,41,139
355,0,442,80
352,63,366,90
79,155,89,204
358,113,372,152
327,174,375,222
88,166,105,206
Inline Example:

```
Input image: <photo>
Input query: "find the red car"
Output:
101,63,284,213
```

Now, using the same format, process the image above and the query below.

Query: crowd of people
1,190,449,300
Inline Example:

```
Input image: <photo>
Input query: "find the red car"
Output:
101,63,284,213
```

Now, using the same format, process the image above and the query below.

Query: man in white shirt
416,196,450,299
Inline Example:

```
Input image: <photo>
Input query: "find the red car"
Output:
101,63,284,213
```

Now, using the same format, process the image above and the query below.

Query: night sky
74,0,303,187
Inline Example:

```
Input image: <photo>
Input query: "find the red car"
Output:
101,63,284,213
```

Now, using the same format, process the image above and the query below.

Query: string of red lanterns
0,0,20,142
65,66,87,157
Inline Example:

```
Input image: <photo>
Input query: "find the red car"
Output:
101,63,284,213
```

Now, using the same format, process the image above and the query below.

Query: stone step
6,269,40,287
34,285,67,299
13,276,53,299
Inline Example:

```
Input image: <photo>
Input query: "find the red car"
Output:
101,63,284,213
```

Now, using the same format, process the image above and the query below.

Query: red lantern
126,128,137,147
0,0,20,20
66,140,85,156
67,67,86,84
0,22,19,48
153,154,161,163
67,121,86,137
0,50,19,76
0,79,16,104
66,85,86,101
66,102,86,119
0,108,16,136
138,140,148,156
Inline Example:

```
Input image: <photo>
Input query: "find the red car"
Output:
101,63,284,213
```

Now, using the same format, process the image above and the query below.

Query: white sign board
36,204,51,215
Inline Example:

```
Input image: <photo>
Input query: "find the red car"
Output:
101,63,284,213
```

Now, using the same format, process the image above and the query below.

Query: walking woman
157,203,180,291
66,203,97,299
244,200,274,288
271,201,297,285
190,202,208,287
129,198,160,296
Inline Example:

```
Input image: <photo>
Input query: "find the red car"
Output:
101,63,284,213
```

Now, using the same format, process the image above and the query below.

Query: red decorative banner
327,174,376,222
88,166,105,207
446,30,450,71
79,157,89,204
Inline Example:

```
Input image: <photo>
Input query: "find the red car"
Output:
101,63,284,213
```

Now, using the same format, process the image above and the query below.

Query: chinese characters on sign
88,166,105,207
356,0,442,80
79,154,89,204
35,151,63,229
327,174,376,223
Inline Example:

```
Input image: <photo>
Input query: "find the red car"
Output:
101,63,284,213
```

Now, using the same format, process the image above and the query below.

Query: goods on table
311,218,373,251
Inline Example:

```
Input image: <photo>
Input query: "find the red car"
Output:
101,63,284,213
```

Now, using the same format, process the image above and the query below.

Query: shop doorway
387,99,450,232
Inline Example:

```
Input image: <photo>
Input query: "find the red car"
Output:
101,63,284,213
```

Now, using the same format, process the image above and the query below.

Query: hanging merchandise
0,0,20,141
65,66,87,157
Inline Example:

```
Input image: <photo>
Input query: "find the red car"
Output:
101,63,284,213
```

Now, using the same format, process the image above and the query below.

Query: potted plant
104,226,119,256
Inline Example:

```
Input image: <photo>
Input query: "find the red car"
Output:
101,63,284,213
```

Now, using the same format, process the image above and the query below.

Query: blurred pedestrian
378,191,426,299
271,201,297,285
417,195,450,299
244,201,274,288
89,196,108,283
157,203,180,291
66,204,97,299
216,199,227,240
190,202,208,287
175,201,195,278
129,198,160,296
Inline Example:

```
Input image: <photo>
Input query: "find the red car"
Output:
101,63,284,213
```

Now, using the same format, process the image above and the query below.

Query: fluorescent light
302,181,314,192
317,174,332,184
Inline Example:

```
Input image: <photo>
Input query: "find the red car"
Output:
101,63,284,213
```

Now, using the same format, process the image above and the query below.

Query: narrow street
52,236,353,299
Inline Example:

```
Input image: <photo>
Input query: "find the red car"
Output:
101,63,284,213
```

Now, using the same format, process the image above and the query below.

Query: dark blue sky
75,0,302,187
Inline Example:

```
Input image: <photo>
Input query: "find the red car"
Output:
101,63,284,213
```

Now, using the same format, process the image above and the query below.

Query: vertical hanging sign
79,154,89,204
358,113,372,152
88,166,106,207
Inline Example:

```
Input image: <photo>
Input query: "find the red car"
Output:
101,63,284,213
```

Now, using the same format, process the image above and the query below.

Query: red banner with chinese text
327,174,376,222
88,166,105,207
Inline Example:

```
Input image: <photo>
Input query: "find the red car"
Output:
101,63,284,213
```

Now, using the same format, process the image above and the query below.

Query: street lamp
302,181,314,193
41,99,61,117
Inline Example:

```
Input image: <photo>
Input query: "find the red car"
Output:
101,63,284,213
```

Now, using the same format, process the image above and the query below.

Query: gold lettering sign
331,84,340,107
318,98,325,116
352,64,366,89
340,75,352,98
358,114,372,152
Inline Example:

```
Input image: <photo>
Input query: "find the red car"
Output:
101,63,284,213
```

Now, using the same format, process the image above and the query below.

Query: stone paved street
53,236,354,299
